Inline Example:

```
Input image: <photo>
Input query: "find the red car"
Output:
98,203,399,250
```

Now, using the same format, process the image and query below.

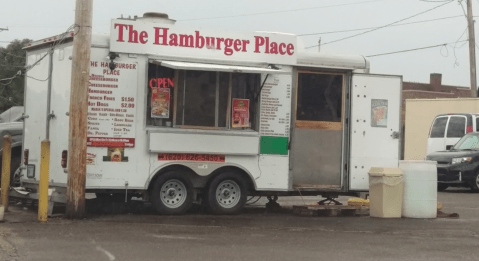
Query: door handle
391,131,400,139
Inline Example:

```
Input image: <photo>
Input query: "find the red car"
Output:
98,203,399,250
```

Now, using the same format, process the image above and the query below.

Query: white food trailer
19,13,402,214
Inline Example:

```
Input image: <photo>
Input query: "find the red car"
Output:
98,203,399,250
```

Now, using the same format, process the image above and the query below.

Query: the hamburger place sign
110,19,298,65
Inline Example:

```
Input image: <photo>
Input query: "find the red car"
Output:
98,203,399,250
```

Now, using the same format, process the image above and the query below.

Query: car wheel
206,172,248,215
471,172,479,192
437,183,448,192
151,171,193,215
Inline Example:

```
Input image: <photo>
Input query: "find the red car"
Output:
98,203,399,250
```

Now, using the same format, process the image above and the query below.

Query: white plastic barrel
399,160,437,218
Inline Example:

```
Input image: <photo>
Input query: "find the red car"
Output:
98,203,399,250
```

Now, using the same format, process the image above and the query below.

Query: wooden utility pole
66,0,93,219
467,0,477,97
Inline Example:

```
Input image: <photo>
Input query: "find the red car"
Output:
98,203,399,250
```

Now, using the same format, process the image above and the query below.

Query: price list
86,61,138,148
259,74,292,137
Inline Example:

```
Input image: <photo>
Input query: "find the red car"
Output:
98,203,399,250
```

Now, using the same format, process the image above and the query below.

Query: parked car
0,106,24,186
426,113,479,155
426,132,479,191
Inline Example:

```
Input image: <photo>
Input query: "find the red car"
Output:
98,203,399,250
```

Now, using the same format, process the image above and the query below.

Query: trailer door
291,71,346,190
349,74,402,191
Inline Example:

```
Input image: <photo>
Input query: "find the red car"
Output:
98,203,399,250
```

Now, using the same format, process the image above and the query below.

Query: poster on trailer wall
151,88,170,118
232,99,250,128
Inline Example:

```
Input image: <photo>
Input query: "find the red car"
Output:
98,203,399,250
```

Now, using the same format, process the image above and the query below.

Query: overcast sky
0,0,476,87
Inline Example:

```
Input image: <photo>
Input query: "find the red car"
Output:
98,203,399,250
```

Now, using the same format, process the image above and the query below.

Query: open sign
149,78,174,89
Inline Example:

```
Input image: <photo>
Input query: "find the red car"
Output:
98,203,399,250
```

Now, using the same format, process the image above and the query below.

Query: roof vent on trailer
137,12,175,24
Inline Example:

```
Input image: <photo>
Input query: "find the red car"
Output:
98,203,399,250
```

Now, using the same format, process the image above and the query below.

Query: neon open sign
149,78,174,89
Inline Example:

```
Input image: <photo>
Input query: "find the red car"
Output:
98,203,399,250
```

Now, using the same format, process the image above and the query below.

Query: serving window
295,72,344,130
147,63,260,131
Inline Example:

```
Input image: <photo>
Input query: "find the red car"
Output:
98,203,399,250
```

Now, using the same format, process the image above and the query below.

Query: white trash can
399,160,437,218
369,167,404,218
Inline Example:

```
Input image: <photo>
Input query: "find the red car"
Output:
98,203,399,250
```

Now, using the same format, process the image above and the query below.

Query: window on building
148,63,260,130
430,117,448,138
296,73,343,123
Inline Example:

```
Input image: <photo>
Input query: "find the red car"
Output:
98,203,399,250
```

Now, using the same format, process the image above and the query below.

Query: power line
306,0,454,49
0,24,75,84
366,40,467,57
178,0,390,21
298,15,466,36
25,75,49,82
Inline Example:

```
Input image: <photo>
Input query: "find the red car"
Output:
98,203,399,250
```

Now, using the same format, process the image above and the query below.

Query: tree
0,39,32,113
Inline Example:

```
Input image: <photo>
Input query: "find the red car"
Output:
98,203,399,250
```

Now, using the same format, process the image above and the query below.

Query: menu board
259,74,292,137
86,61,138,148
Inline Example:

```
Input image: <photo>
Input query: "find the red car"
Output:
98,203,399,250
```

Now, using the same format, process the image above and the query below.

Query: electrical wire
0,71,21,86
451,26,469,67
178,0,389,21
0,24,75,84
306,0,454,48
298,15,466,36
25,75,50,82
458,0,469,20
366,40,467,57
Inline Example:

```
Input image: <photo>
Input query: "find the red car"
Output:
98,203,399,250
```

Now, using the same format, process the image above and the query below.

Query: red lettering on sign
195,31,205,49
154,27,168,46
149,78,174,89
254,36,264,53
279,43,286,55
224,38,233,56
158,153,225,163
128,25,138,43
114,24,128,42
270,42,278,55
233,39,242,52
287,44,294,56
139,31,148,44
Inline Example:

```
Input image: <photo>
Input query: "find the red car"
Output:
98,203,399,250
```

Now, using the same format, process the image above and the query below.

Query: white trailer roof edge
296,51,370,71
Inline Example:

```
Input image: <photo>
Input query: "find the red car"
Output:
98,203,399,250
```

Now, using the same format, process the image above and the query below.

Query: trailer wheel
151,171,193,215
206,172,248,215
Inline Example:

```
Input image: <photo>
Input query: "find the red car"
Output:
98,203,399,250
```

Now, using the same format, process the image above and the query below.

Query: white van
427,113,479,155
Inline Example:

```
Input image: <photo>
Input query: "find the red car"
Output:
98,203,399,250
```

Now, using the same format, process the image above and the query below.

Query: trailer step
292,205,367,217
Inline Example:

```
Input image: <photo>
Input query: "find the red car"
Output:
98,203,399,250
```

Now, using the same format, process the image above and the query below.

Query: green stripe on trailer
260,136,288,155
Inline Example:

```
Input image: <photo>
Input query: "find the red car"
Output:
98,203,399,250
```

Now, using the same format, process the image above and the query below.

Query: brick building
402,73,471,121
400,73,472,158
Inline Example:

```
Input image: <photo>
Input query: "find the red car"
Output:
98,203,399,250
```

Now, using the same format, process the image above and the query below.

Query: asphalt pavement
0,188,478,261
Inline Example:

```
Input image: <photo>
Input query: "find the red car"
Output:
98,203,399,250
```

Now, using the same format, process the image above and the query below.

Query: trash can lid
368,167,403,177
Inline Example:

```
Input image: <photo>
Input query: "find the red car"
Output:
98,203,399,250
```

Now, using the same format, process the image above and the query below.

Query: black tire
150,171,194,215
206,172,248,215
437,183,449,192
470,172,479,192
